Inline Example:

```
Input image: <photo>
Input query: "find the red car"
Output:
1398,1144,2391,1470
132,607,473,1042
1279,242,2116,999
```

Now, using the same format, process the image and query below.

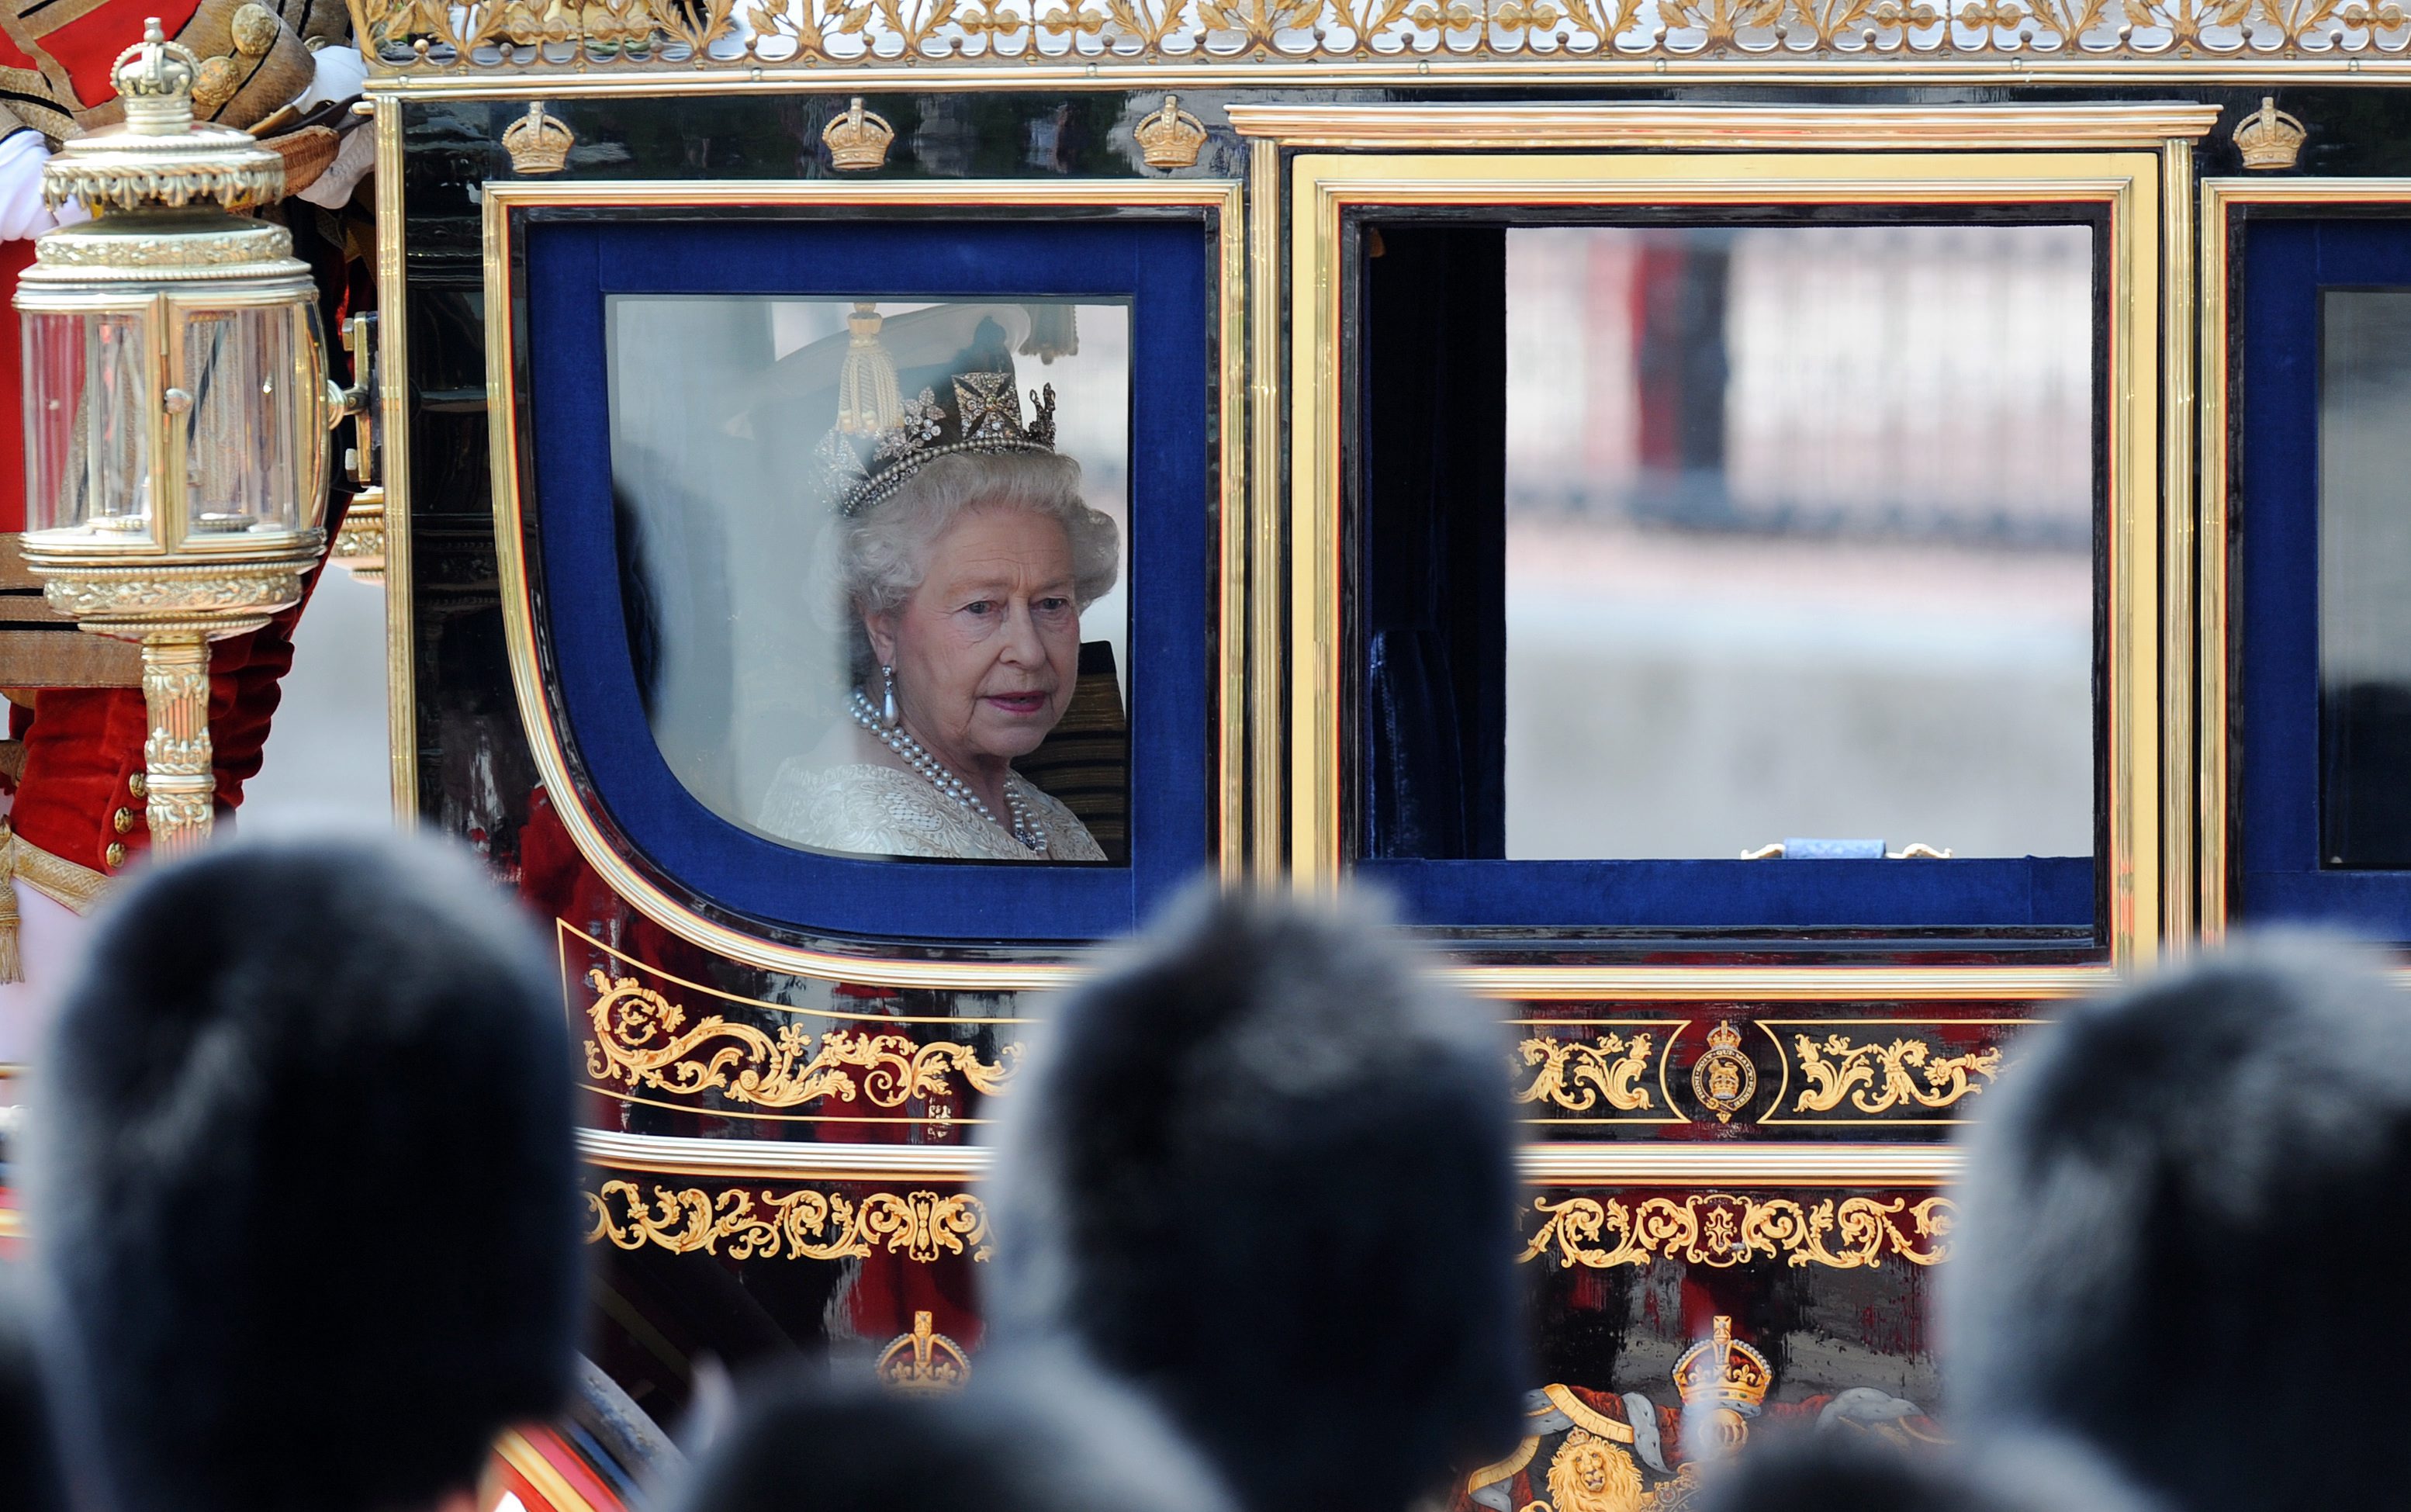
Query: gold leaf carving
583,969,1017,1112
1519,1193,1954,1271
1790,1034,2001,1116
585,1180,991,1262
1513,1034,1655,1113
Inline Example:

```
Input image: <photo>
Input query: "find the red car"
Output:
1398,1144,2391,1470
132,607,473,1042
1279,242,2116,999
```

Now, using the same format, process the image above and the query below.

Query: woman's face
866,504,1083,771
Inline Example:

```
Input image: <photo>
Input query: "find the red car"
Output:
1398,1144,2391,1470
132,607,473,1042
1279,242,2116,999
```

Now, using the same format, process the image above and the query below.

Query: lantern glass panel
180,305,302,538
23,309,154,539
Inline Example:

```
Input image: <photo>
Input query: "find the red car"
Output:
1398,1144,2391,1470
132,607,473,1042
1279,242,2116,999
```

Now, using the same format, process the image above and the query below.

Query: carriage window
607,296,1132,866
1358,222,2098,868
2318,289,2411,868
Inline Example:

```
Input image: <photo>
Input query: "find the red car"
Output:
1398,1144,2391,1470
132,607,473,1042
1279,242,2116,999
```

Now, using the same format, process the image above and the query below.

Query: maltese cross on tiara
818,366,1061,519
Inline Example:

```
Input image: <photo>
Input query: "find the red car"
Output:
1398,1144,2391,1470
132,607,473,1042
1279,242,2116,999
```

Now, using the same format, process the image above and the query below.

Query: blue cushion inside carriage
2237,216,2411,938
521,217,1211,941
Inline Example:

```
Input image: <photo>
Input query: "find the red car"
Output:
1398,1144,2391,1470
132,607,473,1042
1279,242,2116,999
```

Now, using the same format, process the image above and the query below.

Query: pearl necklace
849,689,1048,854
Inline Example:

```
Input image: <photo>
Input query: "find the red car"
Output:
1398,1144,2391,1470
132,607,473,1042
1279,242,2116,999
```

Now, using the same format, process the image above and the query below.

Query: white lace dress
756,762,1105,861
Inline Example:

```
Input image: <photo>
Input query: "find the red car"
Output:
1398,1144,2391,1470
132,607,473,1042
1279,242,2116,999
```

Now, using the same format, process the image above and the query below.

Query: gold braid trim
7,835,113,916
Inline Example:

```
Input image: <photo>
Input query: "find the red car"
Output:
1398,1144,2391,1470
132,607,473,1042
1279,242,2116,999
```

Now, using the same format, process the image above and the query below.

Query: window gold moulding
576,1127,1963,1187
479,178,1248,992
1225,102,2224,151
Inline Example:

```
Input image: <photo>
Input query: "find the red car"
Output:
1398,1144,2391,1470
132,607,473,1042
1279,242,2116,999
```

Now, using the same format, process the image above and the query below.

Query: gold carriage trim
1520,1193,1955,1271
347,0,2411,81
1788,1034,2004,1116
584,1178,991,1262
1513,1033,1658,1115
581,968,1019,1117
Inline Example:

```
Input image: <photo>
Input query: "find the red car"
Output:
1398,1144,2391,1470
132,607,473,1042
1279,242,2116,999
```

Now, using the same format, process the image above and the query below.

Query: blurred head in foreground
0,1263,64,1512
1943,932,2411,1512
674,1348,1235,1512
1693,1429,2157,1512
986,884,1525,1512
26,836,582,1512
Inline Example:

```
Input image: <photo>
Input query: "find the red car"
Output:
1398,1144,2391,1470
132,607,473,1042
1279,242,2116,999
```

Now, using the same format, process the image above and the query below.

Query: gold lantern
15,18,336,855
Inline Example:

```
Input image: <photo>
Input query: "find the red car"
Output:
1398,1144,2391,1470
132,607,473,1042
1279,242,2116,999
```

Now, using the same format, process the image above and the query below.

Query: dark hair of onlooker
25,836,583,1512
1692,1428,2159,1512
671,1346,1235,1512
1943,932,2411,1512
984,884,1526,1512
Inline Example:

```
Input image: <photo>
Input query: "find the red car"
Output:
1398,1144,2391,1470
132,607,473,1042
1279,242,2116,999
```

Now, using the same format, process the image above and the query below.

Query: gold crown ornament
2235,97,2306,172
503,101,574,175
1674,1317,1773,1458
113,18,202,134
875,1311,971,1393
823,97,894,172
1135,94,1207,170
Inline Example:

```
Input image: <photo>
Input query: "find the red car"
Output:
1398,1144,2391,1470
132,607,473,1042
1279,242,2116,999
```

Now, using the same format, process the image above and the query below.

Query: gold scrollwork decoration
583,969,1018,1112
1519,1193,1954,1271
585,1179,991,1262
351,0,2411,78
1513,1033,1655,1113
1790,1034,2002,1116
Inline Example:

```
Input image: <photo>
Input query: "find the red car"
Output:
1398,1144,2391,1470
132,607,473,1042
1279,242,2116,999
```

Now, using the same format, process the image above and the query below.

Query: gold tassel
0,835,26,986
835,302,901,435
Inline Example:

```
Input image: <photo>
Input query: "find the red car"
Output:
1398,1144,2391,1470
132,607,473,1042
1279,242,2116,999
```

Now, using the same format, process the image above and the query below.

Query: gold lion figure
1544,1430,1645,1512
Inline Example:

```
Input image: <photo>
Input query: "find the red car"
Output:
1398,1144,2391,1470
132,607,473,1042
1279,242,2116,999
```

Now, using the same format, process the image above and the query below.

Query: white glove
0,130,80,241
296,43,367,110
295,123,373,209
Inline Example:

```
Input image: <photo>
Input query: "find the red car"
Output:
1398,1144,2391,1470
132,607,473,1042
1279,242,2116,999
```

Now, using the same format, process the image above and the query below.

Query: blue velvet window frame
2236,217,2411,936
520,216,1212,942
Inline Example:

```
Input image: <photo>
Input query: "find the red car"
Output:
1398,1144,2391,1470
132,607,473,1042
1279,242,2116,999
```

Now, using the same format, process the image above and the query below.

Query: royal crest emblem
1689,1022,1756,1125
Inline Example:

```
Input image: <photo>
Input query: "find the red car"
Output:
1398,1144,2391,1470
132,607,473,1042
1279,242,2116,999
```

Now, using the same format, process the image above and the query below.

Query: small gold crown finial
502,101,574,175
2235,97,2306,172
1135,94,1207,170
823,98,894,173
112,18,201,137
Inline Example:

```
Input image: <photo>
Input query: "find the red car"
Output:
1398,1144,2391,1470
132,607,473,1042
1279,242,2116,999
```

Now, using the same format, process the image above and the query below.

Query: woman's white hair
832,450,1120,679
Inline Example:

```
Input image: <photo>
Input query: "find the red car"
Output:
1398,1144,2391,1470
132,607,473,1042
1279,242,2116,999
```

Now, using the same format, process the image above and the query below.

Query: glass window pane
182,306,301,537
24,310,152,538
1502,223,2097,860
2318,289,2411,867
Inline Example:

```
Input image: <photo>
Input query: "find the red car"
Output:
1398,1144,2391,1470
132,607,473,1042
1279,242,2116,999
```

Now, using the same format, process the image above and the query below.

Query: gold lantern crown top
1673,1317,1772,1413
40,16,284,217
112,18,199,134
2234,97,2307,171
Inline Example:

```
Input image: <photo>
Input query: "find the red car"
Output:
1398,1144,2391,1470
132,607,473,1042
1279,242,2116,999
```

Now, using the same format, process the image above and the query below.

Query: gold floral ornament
877,1311,972,1392
1790,1034,2001,1116
1134,94,1207,169
2233,96,2306,169
583,969,1018,1113
586,1180,991,1261
1513,1033,1655,1113
502,101,575,174
1520,1193,1955,1271
822,97,894,171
